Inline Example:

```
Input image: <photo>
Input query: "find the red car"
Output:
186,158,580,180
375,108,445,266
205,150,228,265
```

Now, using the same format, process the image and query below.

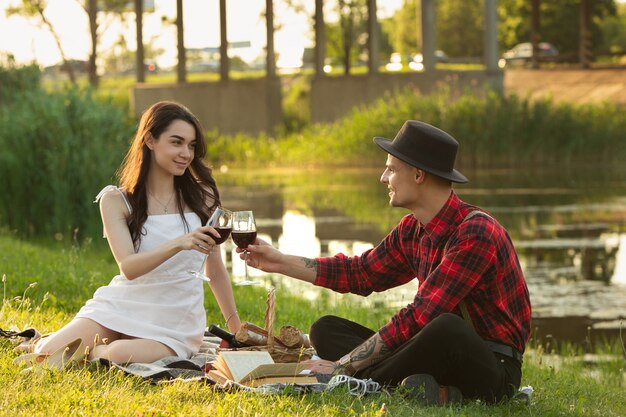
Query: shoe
13,338,87,371
401,374,463,406
13,330,47,354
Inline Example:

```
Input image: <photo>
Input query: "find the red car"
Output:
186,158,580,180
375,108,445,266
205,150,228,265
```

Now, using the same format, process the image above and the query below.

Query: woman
34,101,241,364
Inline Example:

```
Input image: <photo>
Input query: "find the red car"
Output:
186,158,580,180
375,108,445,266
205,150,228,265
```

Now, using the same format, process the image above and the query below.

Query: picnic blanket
106,334,381,396
107,334,220,383
4,326,531,400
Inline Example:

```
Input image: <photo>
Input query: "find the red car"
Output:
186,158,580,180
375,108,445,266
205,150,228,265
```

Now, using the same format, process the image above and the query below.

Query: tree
6,0,135,86
385,0,485,58
498,0,617,58
81,0,129,87
437,0,484,58
386,0,619,61
284,0,370,74
6,0,77,84
382,0,421,58
597,3,626,56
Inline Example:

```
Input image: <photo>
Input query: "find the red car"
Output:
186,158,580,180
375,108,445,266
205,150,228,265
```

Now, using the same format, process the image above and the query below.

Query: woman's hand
237,238,285,273
177,225,221,254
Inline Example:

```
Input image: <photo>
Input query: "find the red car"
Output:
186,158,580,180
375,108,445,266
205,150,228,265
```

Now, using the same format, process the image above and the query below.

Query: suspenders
456,210,493,331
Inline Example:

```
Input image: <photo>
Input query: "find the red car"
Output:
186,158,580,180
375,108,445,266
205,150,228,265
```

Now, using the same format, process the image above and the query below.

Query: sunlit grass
1,233,625,416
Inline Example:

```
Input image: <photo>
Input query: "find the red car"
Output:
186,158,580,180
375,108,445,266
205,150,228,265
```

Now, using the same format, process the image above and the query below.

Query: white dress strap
94,185,132,238
94,185,132,214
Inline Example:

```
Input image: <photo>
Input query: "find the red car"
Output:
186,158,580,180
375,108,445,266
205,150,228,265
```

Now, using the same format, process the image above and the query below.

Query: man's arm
243,239,318,283
334,332,392,375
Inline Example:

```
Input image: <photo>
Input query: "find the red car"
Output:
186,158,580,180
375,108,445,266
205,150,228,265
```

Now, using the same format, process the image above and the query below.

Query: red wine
232,231,257,249
211,227,232,245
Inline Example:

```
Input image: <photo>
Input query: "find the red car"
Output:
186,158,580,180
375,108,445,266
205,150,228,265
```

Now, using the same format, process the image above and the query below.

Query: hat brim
374,137,468,184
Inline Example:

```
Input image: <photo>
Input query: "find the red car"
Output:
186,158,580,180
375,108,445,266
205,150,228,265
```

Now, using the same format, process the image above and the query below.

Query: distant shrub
207,88,626,168
0,84,134,240
0,54,41,103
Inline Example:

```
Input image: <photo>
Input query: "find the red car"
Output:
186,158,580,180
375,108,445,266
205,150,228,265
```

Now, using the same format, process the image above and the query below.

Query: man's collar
420,191,461,244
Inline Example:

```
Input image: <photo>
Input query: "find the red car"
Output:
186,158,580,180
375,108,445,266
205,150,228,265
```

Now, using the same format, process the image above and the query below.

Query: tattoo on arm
351,338,377,362
302,257,317,271
350,335,390,368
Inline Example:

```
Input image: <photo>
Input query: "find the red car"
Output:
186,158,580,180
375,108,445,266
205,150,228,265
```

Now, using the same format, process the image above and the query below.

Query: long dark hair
117,101,220,248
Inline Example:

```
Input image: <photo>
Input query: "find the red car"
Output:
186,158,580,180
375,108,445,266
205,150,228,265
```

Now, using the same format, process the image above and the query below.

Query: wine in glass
188,207,232,282
232,210,259,286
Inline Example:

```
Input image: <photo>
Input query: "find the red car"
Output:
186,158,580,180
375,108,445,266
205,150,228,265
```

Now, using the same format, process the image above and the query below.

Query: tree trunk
87,0,98,87
176,0,186,83
341,14,352,74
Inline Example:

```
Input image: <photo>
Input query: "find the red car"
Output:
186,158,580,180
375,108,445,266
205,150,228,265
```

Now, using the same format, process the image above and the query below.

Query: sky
0,0,403,69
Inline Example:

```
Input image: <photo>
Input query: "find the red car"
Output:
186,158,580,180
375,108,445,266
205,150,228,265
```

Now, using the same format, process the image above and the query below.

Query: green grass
1,233,625,416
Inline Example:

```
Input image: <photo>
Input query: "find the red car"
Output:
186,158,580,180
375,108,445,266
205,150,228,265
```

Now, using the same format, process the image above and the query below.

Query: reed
0,85,134,240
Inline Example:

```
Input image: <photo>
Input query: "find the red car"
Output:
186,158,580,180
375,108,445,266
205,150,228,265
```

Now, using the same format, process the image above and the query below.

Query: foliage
207,88,626,168
279,75,311,133
498,0,617,56
382,0,420,58
598,3,626,55
1,233,625,416
0,54,40,102
386,0,620,60
437,0,485,58
324,0,370,74
0,64,134,239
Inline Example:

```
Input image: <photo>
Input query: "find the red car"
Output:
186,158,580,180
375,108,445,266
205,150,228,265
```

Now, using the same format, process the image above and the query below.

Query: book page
218,351,274,382
242,362,309,382
244,374,319,388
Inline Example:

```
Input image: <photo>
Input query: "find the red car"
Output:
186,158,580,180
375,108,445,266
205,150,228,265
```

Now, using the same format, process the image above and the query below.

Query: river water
217,164,626,347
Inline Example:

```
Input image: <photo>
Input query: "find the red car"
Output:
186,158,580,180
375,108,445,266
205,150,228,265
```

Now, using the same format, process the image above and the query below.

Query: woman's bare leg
34,318,121,355
91,338,176,364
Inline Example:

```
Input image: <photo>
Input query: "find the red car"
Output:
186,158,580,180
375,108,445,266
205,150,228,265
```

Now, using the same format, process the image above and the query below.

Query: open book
208,350,319,387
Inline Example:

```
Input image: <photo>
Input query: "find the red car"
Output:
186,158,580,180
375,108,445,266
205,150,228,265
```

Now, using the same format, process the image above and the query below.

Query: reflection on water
219,165,626,347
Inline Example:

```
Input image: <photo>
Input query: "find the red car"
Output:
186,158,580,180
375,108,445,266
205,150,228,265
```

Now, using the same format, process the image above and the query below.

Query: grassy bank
206,88,626,168
1,234,625,416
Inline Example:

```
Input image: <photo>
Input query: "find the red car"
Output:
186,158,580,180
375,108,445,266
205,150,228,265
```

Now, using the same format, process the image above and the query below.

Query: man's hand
237,238,318,284
236,238,284,273
301,359,344,375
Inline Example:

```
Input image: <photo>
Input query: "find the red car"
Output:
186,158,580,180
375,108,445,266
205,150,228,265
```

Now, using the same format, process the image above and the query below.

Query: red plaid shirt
314,192,531,352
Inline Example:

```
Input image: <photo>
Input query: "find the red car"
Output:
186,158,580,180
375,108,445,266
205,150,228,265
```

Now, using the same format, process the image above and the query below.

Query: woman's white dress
75,186,206,358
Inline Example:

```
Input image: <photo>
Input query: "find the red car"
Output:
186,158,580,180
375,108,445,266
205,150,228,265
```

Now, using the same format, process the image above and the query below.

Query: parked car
499,42,559,68
385,50,449,72
409,50,449,70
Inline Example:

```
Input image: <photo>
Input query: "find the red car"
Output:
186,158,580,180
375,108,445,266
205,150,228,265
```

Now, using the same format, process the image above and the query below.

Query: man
243,120,531,405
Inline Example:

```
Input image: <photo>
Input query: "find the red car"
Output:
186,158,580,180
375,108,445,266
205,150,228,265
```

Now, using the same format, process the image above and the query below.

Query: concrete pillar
176,0,186,82
314,0,326,76
219,0,229,80
530,0,540,69
484,0,498,73
135,0,144,83
266,0,276,78
367,0,379,74
421,0,436,72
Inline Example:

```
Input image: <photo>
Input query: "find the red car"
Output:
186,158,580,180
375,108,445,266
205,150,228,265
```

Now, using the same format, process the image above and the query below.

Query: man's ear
414,169,426,184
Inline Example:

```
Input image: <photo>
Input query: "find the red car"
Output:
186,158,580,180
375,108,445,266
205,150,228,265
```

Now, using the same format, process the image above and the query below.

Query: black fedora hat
374,120,468,183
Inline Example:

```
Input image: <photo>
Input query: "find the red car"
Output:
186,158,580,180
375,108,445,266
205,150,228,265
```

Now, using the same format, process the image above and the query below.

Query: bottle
208,324,249,348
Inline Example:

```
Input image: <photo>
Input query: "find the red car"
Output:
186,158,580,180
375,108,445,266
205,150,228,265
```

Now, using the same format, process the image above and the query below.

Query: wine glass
232,210,260,286
188,207,232,282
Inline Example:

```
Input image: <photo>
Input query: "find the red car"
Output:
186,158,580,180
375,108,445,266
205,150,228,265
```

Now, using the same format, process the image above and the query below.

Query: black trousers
309,313,521,403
